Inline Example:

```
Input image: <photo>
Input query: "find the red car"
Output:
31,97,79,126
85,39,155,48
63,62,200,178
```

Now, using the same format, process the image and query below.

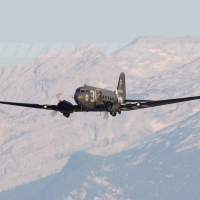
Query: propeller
56,92,62,102
50,92,62,117
103,111,109,120
50,110,58,118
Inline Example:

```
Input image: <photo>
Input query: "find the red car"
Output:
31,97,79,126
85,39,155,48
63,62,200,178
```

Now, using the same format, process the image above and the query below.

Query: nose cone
74,93,84,105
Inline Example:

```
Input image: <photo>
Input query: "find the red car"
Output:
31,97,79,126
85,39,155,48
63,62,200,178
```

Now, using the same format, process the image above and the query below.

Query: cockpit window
76,89,80,93
81,90,86,93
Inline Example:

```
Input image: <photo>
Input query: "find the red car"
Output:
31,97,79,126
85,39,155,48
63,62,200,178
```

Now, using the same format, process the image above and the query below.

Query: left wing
0,101,105,113
121,96,200,111
0,101,58,110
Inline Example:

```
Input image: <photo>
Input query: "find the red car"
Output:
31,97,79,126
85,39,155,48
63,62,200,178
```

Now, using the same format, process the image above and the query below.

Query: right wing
121,96,200,111
124,99,153,103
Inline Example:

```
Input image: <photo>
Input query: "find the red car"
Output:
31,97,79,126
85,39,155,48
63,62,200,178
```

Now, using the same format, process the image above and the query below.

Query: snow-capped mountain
2,125,200,199
1,35,200,193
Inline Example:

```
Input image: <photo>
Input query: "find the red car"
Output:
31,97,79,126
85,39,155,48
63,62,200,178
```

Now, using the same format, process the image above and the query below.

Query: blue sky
0,0,200,66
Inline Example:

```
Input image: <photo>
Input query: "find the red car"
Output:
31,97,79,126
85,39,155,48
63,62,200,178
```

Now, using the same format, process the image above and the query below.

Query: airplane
0,72,200,118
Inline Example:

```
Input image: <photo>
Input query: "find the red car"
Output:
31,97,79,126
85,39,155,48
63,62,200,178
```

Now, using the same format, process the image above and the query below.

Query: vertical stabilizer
117,72,126,102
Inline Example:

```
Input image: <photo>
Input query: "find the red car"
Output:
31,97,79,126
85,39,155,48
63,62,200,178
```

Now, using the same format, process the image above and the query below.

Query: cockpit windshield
76,88,90,93
76,89,80,93
80,90,90,93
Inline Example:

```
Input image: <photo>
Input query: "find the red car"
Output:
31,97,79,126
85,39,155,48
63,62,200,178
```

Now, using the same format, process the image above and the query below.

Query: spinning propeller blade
50,92,63,118
103,111,109,120
56,92,62,102
50,111,57,118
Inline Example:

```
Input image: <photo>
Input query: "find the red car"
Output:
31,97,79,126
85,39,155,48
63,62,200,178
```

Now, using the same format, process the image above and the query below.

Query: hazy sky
0,0,200,66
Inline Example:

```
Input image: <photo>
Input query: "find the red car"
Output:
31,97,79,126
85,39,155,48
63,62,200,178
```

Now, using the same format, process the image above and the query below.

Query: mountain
113,35,200,77
1,122,200,199
1,35,200,196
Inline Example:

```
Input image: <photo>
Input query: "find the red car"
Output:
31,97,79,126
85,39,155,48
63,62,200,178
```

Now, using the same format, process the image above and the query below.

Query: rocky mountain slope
1,35,200,193
1,128,200,199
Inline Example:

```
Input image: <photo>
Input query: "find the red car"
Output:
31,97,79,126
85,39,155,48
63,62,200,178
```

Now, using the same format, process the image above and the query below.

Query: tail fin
117,72,126,102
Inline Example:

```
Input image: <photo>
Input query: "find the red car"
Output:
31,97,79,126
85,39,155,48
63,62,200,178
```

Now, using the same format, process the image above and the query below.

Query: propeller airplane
0,72,200,118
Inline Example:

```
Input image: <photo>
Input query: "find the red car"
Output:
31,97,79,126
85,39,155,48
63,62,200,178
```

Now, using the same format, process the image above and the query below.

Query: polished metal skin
1,72,200,118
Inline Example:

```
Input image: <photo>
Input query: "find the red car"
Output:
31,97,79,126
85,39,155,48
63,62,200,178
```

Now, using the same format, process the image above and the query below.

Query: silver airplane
0,72,200,118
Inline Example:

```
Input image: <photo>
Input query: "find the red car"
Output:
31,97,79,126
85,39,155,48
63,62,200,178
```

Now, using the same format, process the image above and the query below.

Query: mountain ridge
1,35,200,193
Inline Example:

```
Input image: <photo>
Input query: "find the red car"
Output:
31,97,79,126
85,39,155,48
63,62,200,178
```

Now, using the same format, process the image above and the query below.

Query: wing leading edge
121,96,200,111
0,101,58,111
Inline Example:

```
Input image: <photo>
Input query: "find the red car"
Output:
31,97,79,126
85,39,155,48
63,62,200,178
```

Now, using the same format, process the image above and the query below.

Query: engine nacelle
104,101,113,110
57,100,74,113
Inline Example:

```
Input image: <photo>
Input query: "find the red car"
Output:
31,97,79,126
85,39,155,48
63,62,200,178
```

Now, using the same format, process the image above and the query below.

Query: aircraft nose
74,93,84,104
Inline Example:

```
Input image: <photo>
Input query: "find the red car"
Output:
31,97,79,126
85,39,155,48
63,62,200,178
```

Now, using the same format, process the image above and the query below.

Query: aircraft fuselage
74,85,122,112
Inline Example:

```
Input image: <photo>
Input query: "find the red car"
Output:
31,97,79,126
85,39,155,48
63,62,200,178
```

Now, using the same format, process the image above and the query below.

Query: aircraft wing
121,96,200,111
0,101,58,111
124,99,153,103
0,101,106,113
